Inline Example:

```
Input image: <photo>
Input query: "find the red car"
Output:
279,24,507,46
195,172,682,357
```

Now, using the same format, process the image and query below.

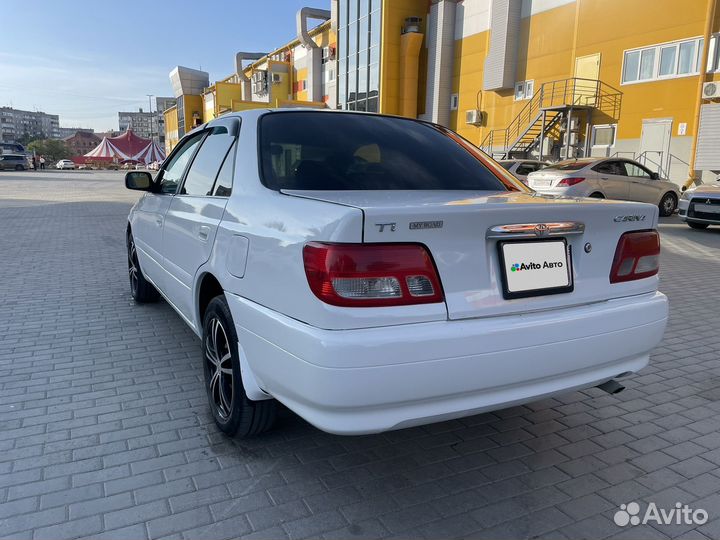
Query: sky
0,0,317,131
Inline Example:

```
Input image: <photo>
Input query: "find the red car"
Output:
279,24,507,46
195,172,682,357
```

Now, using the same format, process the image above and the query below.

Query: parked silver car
527,158,680,216
497,159,548,185
678,180,720,229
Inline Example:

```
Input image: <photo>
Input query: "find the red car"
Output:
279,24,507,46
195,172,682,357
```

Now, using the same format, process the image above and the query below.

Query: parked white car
56,159,75,170
498,159,548,185
527,158,680,216
124,110,668,437
678,180,720,229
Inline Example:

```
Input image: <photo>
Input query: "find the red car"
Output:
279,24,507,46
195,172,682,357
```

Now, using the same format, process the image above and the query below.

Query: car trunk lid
284,189,660,320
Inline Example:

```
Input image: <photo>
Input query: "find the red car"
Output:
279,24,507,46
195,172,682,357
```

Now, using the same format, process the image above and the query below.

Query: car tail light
610,231,660,283
557,177,585,187
303,243,444,307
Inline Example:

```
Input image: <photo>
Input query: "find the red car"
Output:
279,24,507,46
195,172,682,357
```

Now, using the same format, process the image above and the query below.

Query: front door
131,193,174,286
161,123,237,325
640,118,672,175
592,160,631,200
625,161,663,204
574,53,601,106
136,131,205,294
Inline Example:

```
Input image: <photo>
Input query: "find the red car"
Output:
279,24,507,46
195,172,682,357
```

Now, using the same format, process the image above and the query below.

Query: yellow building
335,0,720,184
166,0,720,184
164,8,336,154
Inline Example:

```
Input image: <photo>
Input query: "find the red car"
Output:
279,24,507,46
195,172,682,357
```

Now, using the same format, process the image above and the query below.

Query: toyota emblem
534,223,549,237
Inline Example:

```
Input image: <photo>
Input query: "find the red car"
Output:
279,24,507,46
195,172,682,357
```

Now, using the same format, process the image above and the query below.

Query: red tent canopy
108,130,151,158
84,129,151,161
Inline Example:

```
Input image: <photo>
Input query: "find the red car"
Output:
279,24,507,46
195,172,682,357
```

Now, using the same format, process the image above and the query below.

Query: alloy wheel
663,195,676,215
205,317,234,420
128,239,139,294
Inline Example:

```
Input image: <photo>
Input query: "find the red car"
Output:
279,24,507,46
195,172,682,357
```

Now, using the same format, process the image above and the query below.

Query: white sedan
124,109,668,437
679,180,720,229
55,159,75,170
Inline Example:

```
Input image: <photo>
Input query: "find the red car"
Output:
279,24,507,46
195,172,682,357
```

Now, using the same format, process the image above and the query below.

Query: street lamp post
147,94,154,144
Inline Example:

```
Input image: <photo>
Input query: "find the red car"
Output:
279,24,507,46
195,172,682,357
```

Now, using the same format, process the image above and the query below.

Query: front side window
180,127,235,196
159,132,204,194
259,112,513,192
625,162,651,178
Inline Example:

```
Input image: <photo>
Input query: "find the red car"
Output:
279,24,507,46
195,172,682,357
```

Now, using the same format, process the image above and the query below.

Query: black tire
688,221,709,230
659,192,677,217
127,233,160,302
589,192,605,199
15,165,24,171
202,296,276,437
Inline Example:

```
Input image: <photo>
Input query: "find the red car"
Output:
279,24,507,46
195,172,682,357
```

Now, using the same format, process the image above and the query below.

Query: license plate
695,203,720,214
498,240,573,299
532,179,552,188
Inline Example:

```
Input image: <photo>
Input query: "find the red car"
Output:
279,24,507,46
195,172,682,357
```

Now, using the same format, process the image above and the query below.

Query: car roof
204,107,453,130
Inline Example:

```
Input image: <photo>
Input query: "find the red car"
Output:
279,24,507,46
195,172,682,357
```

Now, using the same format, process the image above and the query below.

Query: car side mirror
650,172,659,180
125,171,153,191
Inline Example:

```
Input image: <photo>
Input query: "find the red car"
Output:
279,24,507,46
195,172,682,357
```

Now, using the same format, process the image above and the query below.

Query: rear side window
593,161,626,176
181,127,235,196
259,112,510,191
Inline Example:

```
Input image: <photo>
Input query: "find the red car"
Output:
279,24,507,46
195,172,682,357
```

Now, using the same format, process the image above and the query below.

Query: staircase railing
480,77,622,155
611,150,670,179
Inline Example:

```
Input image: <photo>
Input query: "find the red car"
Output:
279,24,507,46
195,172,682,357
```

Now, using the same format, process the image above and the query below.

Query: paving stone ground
1,169,720,540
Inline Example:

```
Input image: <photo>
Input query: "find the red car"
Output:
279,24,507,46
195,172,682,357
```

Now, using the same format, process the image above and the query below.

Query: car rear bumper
227,291,668,435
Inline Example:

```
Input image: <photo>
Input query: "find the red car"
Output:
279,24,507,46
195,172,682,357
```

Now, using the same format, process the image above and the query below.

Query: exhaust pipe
596,379,625,395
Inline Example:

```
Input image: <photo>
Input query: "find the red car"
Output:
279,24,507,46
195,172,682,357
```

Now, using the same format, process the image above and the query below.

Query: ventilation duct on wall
483,0,522,91
297,7,332,103
235,52,268,100
424,0,459,127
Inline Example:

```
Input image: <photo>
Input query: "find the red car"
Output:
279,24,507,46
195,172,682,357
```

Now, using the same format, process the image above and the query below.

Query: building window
321,46,335,64
708,33,720,73
450,93,459,111
514,80,534,101
622,37,704,84
337,0,381,112
591,124,617,147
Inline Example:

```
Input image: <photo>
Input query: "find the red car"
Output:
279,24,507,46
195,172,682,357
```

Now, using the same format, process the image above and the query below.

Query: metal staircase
479,77,622,160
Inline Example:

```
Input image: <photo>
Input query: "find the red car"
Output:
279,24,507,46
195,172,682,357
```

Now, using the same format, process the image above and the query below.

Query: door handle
155,217,163,227
600,177,608,180
198,226,211,241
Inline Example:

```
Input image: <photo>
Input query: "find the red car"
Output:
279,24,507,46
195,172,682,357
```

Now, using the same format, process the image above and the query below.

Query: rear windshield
498,162,513,170
543,161,589,171
259,112,513,191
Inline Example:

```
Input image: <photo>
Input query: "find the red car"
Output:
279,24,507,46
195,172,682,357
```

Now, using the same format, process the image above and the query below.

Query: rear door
161,119,238,322
626,161,662,204
591,160,630,200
